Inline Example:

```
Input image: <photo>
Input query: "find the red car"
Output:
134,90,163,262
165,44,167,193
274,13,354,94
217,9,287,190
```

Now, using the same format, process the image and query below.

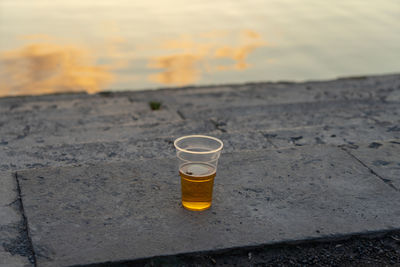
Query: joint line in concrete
176,109,186,120
14,172,38,267
339,147,399,192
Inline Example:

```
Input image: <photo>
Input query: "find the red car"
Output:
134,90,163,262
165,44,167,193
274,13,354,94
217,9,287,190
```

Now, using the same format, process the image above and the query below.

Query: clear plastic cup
174,135,223,211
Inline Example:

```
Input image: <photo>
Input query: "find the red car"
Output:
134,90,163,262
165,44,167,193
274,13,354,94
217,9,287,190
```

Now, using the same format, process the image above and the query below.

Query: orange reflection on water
148,54,201,86
148,30,267,86
0,38,114,97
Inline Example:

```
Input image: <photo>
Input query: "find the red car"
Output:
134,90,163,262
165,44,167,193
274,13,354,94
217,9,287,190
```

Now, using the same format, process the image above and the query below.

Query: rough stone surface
0,119,214,150
1,74,400,266
0,131,272,171
0,172,20,237
180,100,400,133
0,172,33,267
17,146,400,267
263,123,400,149
342,141,400,190
0,248,31,267
0,172,17,205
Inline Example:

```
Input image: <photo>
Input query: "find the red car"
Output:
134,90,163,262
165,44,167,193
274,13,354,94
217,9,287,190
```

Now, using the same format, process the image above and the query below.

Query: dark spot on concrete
164,139,173,145
98,91,114,97
1,164,10,170
0,139,8,145
330,134,336,138
152,185,160,190
2,223,35,264
3,194,35,264
131,116,138,121
382,178,392,183
9,103,20,110
315,137,325,144
290,136,303,141
368,142,382,149
16,125,30,140
373,160,391,166
108,152,117,157
210,118,227,133
263,133,277,138
387,126,400,132
390,141,400,145
218,121,227,127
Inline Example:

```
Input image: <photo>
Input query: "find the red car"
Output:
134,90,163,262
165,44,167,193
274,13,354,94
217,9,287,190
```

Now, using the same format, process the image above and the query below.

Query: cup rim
174,135,223,154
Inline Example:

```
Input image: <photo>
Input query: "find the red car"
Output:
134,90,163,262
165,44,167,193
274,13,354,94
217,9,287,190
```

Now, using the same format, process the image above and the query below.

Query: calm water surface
1,0,399,96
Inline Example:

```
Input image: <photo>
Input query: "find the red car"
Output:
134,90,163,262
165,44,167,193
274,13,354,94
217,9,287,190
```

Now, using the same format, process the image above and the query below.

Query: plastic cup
174,135,223,211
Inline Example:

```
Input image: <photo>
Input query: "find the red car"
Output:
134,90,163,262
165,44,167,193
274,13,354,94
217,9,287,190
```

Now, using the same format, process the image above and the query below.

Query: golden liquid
179,162,216,211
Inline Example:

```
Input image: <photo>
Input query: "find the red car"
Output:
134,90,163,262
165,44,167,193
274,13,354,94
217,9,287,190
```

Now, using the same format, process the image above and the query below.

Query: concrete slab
0,96,134,114
170,80,399,111
1,74,399,112
131,74,400,109
0,107,181,139
342,141,400,190
0,119,215,150
0,131,271,171
2,122,398,173
180,100,400,133
0,92,89,110
17,146,400,267
146,74,398,111
263,123,400,148
0,131,274,178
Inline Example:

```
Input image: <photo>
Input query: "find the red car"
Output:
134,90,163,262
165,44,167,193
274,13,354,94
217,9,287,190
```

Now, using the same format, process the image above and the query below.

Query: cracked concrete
0,172,33,267
341,141,400,191
1,73,400,266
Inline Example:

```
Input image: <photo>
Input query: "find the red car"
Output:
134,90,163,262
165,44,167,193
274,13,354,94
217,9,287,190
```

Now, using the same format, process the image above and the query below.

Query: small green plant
149,101,162,110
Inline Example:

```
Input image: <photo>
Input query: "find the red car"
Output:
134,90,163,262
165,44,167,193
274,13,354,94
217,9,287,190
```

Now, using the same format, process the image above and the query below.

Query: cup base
182,201,211,211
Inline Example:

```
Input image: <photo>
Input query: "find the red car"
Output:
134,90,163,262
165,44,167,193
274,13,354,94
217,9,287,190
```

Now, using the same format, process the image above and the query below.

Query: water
1,0,400,97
